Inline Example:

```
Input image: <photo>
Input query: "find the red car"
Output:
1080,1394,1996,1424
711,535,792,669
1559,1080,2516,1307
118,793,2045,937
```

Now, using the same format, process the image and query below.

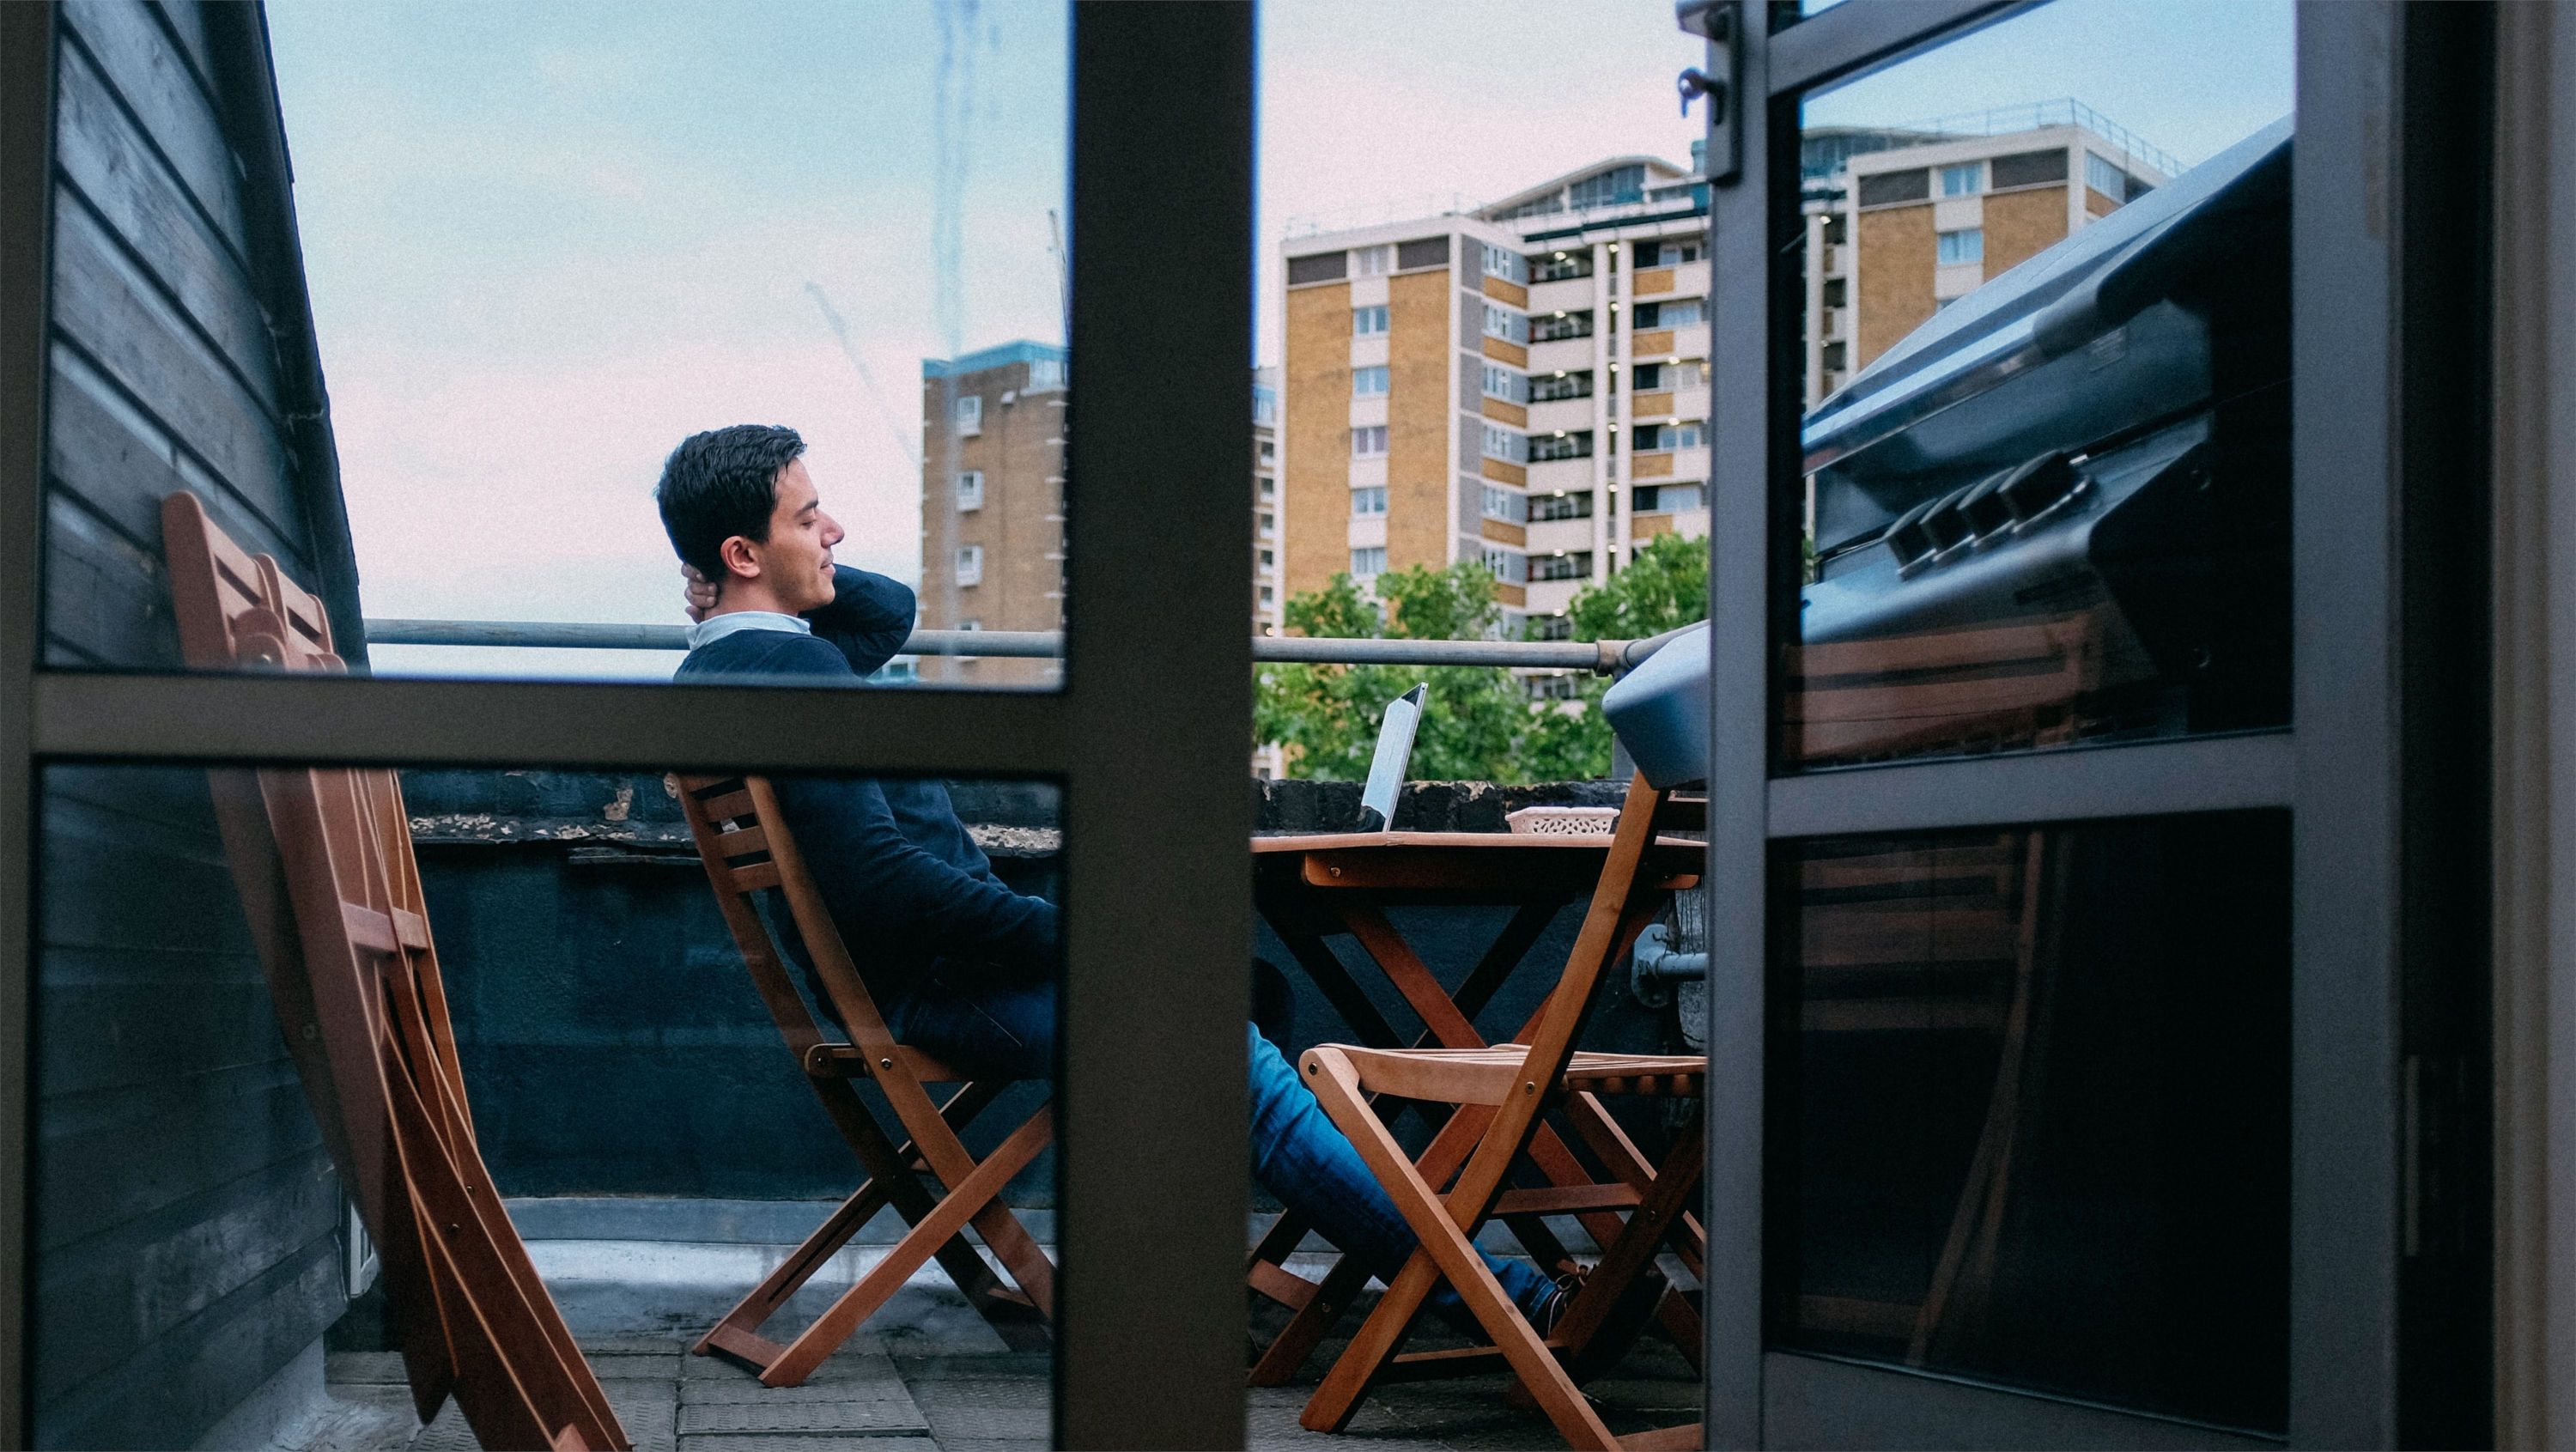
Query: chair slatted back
161,492,626,1451
673,775,974,1179
1443,773,1689,1218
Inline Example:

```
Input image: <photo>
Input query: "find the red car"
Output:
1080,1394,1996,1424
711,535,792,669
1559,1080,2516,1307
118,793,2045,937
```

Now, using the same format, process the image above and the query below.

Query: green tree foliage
1518,531,1711,779
1254,536,1710,783
1254,563,1528,781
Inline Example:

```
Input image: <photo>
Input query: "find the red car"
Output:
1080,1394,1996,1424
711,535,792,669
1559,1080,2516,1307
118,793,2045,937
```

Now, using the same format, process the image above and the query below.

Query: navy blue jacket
675,567,1061,1001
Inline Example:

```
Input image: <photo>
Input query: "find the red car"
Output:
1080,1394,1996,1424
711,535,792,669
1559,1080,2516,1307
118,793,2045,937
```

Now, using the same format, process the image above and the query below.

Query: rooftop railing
364,619,1695,674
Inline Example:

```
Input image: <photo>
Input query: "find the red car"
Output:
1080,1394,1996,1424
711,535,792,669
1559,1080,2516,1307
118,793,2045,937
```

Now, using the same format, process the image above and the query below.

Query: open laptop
1353,683,1425,833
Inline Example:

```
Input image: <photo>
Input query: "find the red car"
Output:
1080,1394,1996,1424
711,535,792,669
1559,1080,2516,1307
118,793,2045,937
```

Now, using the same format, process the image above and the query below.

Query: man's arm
804,566,914,678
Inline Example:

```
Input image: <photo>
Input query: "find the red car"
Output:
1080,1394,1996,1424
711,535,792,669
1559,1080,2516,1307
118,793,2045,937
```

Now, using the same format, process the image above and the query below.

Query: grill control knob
1997,452,2081,521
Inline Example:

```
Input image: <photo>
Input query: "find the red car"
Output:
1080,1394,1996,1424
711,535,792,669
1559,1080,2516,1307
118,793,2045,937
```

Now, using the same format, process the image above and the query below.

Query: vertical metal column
1059,5,1255,1447
0,4,54,1443
1698,2,1771,1444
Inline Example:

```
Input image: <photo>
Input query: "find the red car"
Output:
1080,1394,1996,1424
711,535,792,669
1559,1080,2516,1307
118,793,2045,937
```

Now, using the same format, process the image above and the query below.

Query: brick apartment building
918,341,1068,686
915,343,1282,687
1277,101,2172,643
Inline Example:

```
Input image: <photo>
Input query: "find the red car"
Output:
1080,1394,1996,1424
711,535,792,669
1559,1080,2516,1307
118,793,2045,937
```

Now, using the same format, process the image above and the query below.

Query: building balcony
1525,396,1595,434
1524,276,1597,314
1523,454,1597,494
291,766,1688,1450
1525,337,1594,374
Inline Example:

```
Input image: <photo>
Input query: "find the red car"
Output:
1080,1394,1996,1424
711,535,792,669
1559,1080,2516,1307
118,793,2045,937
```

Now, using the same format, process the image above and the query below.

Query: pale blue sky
265,0,2287,678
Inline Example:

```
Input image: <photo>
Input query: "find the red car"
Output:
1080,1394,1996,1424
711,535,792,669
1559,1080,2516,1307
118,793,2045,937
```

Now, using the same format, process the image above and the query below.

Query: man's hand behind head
681,564,720,623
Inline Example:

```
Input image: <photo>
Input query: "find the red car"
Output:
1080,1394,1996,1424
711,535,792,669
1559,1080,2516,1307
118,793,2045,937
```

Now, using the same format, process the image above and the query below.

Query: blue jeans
885,969,1555,1328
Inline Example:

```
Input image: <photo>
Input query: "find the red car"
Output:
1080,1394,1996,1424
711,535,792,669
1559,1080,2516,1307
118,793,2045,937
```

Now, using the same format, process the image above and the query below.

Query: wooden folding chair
1297,772,1707,1452
160,491,628,1451
674,774,1056,1386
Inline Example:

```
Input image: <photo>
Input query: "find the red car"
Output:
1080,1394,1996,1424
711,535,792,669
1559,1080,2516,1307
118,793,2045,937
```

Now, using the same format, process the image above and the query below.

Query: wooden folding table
1242,829,1704,1384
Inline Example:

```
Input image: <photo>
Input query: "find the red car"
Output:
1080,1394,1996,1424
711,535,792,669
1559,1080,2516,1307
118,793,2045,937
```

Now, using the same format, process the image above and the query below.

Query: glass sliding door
1694,1,2490,1445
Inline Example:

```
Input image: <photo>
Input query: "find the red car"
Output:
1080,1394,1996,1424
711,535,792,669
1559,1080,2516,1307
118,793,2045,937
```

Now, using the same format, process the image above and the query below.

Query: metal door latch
1678,67,1725,118
1674,0,1742,184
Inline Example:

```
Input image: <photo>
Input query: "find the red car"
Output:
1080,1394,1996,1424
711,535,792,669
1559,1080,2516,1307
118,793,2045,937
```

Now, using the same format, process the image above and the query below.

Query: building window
956,544,983,586
1632,361,1705,392
1352,304,1389,336
1026,357,1066,392
1527,672,1583,700
1352,485,1388,516
1530,310,1594,343
1991,147,2070,189
1479,242,1528,285
1259,475,1276,498
1821,212,1849,245
1937,228,1984,265
1822,341,1849,371
954,394,983,435
1635,298,1704,329
1856,167,1930,207
1636,422,1704,452
1566,163,1646,210
1352,424,1388,457
1481,363,1528,404
1529,369,1594,403
1259,511,1276,538
1529,248,1593,283
1528,613,1574,641
1480,485,1524,523
956,470,984,512
1939,161,1985,197
1258,548,1275,568
1633,483,1705,513
1351,546,1387,577
1479,545,1527,583
1480,422,1528,464
1259,586,1275,605
1259,440,1276,461
1647,240,1701,265
1822,277,1847,307
1529,551,1593,582
1529,490,1594,523
1352,244,1393,276
1253,387,1278,424
1528,430,1593,462
1481,303,1528,345
2086,151,2130,200
1352,365,1390,396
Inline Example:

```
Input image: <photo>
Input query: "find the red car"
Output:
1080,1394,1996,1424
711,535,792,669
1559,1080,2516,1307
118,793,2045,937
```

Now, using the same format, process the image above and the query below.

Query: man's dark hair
655,424,807,578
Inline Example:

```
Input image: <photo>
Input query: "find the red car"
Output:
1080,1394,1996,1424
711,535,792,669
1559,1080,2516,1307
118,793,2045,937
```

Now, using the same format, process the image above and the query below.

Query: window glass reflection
40,0,1068,687
1773,813,2291,1432
33,762,1064,1448
1789,2,2293,769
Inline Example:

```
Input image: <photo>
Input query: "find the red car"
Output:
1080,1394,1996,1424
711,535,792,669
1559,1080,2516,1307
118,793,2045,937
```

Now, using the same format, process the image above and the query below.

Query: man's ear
718,534,762,582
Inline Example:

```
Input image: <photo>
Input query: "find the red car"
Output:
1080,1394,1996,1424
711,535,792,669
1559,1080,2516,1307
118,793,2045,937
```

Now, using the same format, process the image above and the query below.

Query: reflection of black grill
1794,123,2292,767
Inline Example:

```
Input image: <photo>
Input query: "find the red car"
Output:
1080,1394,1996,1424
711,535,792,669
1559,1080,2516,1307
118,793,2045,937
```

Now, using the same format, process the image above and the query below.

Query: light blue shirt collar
687,611,811,652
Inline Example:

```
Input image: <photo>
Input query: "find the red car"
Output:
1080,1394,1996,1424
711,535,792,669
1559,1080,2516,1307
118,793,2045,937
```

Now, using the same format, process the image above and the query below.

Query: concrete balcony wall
1525,398,1595,435
1523,456,1598,495
398,770,1680,1211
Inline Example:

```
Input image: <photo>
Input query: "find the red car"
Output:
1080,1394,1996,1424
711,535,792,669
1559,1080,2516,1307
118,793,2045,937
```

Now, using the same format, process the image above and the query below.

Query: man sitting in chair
656,422,1576,1334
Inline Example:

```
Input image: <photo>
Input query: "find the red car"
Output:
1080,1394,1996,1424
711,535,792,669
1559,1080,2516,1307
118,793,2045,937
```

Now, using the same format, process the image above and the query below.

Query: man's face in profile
738,458,843,613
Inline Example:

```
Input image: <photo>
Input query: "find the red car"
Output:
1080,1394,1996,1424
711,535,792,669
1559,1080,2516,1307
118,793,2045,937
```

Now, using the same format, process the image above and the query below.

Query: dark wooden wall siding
37,3,364,1445
43,0,361,670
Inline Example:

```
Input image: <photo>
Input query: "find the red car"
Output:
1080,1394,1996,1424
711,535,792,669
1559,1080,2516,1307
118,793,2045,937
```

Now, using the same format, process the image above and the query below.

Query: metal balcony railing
363,619,1694,674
